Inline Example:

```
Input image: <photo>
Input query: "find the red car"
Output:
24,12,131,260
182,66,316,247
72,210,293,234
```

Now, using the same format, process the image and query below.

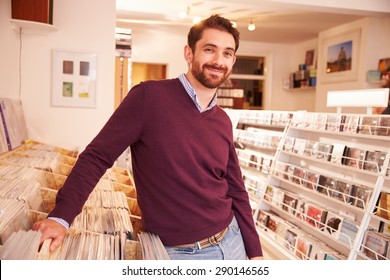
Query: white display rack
228,109,390,260
327,88,389,114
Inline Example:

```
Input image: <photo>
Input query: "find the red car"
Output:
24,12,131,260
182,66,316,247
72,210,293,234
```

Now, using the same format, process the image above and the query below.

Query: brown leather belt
175,227,229,250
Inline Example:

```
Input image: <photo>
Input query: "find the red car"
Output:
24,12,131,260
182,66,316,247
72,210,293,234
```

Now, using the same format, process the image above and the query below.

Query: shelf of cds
0,143,144,259
227,110,293,212
0,98,148,260
228,109,390,260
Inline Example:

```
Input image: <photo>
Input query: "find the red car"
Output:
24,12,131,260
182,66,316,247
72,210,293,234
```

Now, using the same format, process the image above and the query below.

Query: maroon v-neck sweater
49,78,262,258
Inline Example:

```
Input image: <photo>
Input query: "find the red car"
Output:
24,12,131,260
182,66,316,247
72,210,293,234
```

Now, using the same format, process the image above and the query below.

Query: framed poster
52,50,97,108
320,29,361,83
305,48,316,69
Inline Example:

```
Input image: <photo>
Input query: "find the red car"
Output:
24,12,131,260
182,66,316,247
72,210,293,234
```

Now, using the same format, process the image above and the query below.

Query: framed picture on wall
305,48,316,69
320,28,361,83
52,50,97,108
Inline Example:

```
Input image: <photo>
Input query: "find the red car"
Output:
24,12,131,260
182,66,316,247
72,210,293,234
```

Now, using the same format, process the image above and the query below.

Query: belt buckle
208,235,219,245
195,241,202,250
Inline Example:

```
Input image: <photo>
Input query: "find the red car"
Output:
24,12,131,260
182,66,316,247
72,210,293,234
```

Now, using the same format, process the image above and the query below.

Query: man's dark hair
187,14,240,53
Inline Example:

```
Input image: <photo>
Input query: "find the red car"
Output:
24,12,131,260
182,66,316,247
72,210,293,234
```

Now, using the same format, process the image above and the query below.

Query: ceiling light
193,17,201,24
231,21,237,28
179,6,190,19
179,11,187,19
248,21,255,31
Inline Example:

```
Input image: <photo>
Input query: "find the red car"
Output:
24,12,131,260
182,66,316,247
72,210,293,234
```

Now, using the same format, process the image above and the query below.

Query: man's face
188,29,236,89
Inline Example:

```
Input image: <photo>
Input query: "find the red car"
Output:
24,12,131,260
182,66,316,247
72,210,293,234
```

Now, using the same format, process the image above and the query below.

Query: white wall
1,1,389,151
316,17,390,113
129,17,390,114
0,0,116,150
129,25,187,78
127,24,317,112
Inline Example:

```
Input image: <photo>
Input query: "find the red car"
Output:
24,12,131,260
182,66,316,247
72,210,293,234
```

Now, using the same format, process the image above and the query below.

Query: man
33,14,263,260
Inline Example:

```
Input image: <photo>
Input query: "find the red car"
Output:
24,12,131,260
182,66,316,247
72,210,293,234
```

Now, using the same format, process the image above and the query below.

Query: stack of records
0,230,41,260
138,232,170,260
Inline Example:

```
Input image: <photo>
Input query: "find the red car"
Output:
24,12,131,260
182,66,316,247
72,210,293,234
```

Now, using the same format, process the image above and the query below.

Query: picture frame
52,50,97,108
305,48,316,69
378,57,390,75
320,28,361,83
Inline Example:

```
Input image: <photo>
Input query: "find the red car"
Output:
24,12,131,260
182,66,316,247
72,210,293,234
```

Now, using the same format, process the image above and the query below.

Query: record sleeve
377,116,390,136
350,184,372,209
315,143,333,161
358,116,380,135
274,161,289,179
331,180,353,203
303,113,316,128
309,242,337,260
302,170,319,191
323,211,344,239
274,220,290,243
361,231,389,260
317,175,335,196
305,203,327,229
283,136,295,152
256,210,270,228
326,114,342,132
295,236,312,260
272,188,285,208
295,199,308,221
313,113,327,130
376,192,390,220
263,185,274,203
292,166,305,186
261,158,272,174
338,218,359,246
282,192,298,215
293,138,306,155
344,147,366,169
330,143,347,164
303,140,318,158
343,115,360,133
266,214,281,235
363,150,387,173
379,221,390,237
284,228,298,253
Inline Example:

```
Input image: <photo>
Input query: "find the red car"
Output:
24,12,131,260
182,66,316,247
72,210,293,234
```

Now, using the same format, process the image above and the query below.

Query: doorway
114,60,167,109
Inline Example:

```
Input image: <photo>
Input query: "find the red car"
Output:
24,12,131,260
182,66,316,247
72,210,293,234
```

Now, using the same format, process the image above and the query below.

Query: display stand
327,88,389,114
228,106,390,260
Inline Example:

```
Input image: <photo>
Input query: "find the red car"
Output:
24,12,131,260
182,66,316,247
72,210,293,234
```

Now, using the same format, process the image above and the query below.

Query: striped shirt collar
178,73,217,112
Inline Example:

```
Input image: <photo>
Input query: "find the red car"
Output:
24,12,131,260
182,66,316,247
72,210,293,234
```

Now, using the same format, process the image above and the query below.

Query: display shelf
284,86,316,92
10,19,57,34
229,73,266,80
267,112,390,260
229,110,292,213
227,109,390,260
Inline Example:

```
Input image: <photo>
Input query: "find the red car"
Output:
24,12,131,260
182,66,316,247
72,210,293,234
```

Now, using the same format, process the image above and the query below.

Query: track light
179,6,190,19
193,17,201,24
248,21,255,31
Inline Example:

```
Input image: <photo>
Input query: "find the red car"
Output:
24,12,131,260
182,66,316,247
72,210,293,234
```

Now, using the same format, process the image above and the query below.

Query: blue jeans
164,216,247,260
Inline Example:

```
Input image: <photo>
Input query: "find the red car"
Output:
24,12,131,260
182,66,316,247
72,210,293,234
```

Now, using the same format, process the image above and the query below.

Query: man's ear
184,45,193,63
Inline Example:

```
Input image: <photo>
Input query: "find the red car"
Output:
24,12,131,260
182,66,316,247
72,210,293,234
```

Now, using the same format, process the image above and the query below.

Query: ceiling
116,0,390,44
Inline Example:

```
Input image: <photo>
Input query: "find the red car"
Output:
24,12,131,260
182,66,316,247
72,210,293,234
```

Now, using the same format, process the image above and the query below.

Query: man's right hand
32,219,67,252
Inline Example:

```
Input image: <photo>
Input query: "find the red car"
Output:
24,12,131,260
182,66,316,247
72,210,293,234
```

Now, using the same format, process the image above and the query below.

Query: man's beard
191,61,231,89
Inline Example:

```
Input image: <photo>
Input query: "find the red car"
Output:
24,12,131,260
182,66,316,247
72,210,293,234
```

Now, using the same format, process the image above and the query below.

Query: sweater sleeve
225,141,263,258
48,84,146,225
